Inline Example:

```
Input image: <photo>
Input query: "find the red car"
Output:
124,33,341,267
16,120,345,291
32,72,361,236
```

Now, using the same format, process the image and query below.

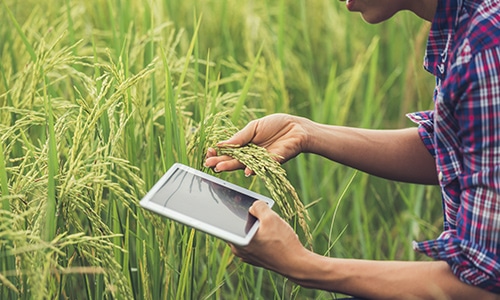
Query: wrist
301,119,334,157
295,116,318,154
285,249,337,291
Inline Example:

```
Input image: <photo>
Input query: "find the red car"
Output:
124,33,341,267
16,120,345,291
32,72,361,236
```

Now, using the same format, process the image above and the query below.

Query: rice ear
201,114,313,246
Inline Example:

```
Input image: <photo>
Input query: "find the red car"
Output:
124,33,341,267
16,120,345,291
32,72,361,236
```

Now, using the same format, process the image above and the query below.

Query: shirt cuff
413,234,500,293
406,110,436,157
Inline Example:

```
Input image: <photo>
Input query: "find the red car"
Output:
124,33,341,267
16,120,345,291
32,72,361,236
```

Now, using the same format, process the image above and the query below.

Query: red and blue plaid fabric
407,0,500,293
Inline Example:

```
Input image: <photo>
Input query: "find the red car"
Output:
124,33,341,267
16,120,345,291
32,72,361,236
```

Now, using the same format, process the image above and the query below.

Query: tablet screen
148,168,258,237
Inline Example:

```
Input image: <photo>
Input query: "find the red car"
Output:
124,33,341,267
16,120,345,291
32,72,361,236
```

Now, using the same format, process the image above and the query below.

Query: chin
361,11,397,24
362,17,386,24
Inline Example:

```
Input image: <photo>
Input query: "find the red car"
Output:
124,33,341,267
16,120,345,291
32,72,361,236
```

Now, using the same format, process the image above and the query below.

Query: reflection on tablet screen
150,169,258,237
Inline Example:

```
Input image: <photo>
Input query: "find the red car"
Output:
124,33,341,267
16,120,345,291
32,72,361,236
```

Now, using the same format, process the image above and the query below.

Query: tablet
139,163,274,246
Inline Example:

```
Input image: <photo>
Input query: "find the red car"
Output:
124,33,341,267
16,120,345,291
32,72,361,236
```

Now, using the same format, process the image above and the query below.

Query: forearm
289,251,498,299
301,119,438,184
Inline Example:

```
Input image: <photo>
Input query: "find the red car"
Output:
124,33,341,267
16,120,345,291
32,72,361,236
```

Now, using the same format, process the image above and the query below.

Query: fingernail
214,168,220,173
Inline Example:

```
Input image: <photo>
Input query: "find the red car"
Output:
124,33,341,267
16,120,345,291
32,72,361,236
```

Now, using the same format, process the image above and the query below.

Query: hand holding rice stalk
202,116,313,246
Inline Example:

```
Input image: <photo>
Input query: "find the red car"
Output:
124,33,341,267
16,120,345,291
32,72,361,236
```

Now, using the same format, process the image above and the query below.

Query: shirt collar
424,0,463,78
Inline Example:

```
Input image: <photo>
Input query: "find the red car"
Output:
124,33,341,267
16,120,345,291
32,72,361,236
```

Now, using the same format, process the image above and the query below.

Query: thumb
249,200,272,219
217,121,257,148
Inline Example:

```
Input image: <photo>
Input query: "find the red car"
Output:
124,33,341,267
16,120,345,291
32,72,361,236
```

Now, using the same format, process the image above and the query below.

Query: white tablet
139,163,274,246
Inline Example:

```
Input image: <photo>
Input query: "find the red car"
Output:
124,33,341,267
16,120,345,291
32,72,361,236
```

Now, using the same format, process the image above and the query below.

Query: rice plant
0,0,443,298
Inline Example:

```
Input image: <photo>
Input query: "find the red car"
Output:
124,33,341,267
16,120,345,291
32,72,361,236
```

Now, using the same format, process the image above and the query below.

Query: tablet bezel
139,163,274,246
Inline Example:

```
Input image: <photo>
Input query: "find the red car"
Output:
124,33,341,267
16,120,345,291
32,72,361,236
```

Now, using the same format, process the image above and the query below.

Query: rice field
0,0,443,298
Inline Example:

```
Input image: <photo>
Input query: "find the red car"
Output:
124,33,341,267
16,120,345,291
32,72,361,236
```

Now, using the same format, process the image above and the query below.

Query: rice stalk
0,23,159,298
196,114,312,245
1,0,36,62
214,246,235,299
0,142,9,212
230,44,263,125
139,240,152,300
42,70,58,244
1,0,441,298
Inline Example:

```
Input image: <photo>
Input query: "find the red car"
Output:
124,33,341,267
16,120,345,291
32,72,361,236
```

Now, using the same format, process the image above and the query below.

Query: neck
411,0,438,21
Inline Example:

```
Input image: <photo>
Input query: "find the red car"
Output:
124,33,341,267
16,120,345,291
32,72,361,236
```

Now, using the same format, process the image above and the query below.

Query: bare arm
304,120,438,184
231,201,499,300
291,252,498,299
206,114,438,185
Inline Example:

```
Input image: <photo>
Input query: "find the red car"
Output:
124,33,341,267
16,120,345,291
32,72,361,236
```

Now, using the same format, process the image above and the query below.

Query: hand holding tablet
139,163,274,246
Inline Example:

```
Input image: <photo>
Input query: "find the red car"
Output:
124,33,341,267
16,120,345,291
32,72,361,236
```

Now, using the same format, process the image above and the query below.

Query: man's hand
229,200,309,277
205,113,310,176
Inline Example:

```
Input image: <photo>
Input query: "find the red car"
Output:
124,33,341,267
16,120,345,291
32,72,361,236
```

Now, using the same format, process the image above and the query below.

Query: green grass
0,0,442,298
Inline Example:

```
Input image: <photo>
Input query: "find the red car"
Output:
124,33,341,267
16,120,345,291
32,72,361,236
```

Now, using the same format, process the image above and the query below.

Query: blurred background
0,0,442,298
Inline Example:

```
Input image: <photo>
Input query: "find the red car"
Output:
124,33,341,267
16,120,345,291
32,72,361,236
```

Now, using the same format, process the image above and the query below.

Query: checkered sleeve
416,46,500,293
406,110,436,158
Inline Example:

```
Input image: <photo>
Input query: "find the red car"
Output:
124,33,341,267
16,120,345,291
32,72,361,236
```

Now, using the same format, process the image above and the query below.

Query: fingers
205,120,259,174
214,158,246,172
249,200,272,219
228,243,248,261
205,149,245,171
205,147,255,175
205,147,217,158
228,243,238,254
217,120,257,148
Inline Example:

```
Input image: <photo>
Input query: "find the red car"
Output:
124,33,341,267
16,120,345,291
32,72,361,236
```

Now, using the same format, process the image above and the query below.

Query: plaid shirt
407,0,500,293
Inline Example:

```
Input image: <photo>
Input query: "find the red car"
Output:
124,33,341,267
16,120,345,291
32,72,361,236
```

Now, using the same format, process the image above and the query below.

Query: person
205,0,500,298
